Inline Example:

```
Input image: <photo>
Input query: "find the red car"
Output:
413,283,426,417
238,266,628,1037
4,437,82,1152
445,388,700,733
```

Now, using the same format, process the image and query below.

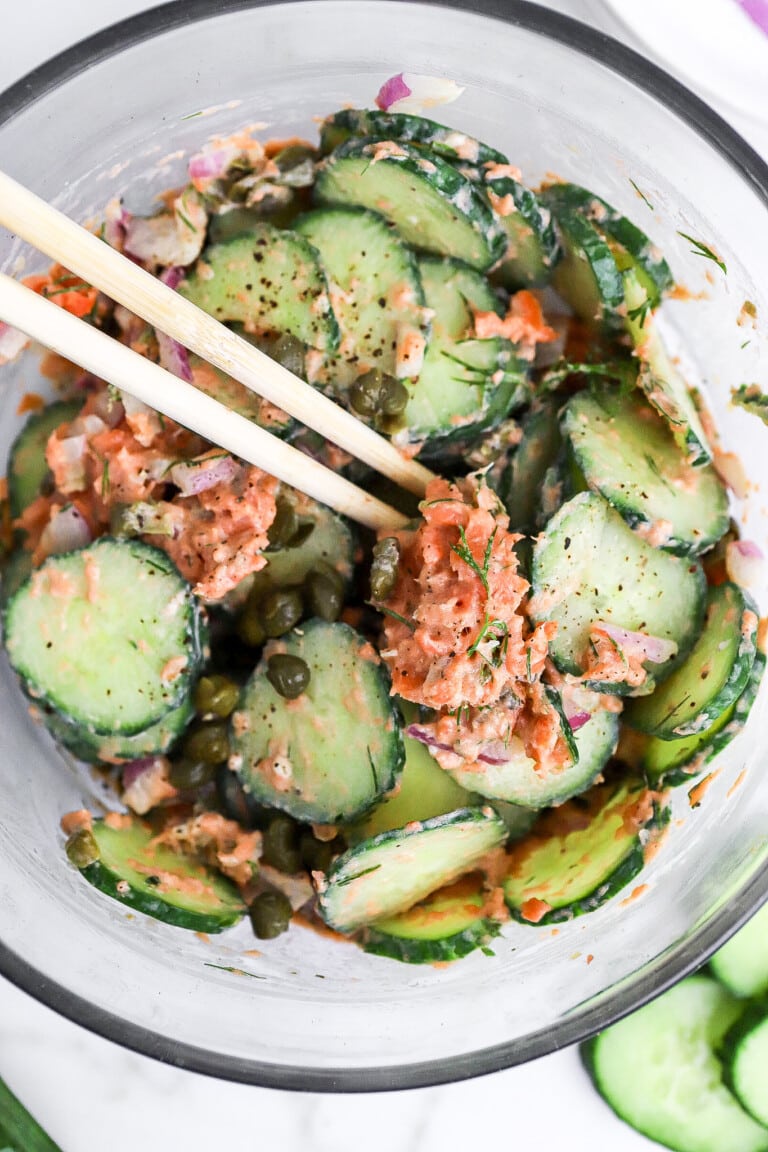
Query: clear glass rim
0,0,767,1093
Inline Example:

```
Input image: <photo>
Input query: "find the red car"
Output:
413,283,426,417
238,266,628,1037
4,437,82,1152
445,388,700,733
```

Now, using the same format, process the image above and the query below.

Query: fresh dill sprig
451,526,495,593
677,232,727,276
629,178,654,211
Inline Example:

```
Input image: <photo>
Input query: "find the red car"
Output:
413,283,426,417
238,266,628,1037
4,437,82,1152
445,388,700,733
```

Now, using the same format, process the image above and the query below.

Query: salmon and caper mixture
1,90,765,963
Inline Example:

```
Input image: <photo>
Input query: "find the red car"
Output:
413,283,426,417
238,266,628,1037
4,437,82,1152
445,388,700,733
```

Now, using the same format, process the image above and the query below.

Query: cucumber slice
319,108,507,169
187,354,294,438
711,900,768,1000
562,385,728,556
492,801,539,841
294,207,428,387
498,398,563,533
402,256,529,449
624,269,712,465
76,817,245,932
628,584,758,739
179,223,340,351
444,691,614,809
642,651,766,786
316,806,505,933
4,539,206,736
349,703,475,842
264,492,354,589
8,398,82,518
544,182,673,304
722,1005,768,1128
503,779,665,923
485,175,561,289
583,976,768,1152
542,188,625,327
0,1076,62,1152
1,546,33,606
45,698,193,764
231,619,403,824
315,139,507,271
530,492,706,687
363,873,499,964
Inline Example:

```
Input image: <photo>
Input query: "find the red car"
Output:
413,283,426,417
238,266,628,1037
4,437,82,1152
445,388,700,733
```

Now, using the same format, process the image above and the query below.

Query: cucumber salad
1,85,765,964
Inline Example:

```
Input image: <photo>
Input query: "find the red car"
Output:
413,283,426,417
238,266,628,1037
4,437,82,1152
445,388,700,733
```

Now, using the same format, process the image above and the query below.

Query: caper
299,831,334,874
379,376,409,416
284,520,315,549
261,588,303,637
304,565,344,622
194,674,239,719
215,764,272,828
245,569,274,607
262,814,302,873
237,605,266,648
182,722,230,766
370,536,400,601
349,369,385,417
65,828,100,869
168,758,216,790
271,333,306,376
266,653,311,699
249,889,292,939
267,496,300,550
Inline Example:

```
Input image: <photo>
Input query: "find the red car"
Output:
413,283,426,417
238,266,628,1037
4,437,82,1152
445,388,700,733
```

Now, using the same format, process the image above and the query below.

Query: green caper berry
182,722,230,766
267,496,300,550
271,333,306,377
370,536,400,601
299,831,334,874
215,764,269,828
349,369,384,417
249,889,293,940
193,674,239,719
379,375,409,416
304,566,344,622
262,814,303,874
168,758,216,790
275,143,317,171
284,520,315,550
261,588,303,638
237,606,266,648
65,828,101,869
245,569,274,607
266,653,311,699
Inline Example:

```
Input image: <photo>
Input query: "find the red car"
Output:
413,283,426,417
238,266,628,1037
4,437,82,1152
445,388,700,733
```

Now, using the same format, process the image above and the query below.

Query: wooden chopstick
0,170,434,497
0,273,409,532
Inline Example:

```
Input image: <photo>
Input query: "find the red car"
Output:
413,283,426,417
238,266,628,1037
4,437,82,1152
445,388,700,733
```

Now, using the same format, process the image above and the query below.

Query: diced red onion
188,145,239,182
121,757,158,791
736,0,768,36
39,505,91,557
156,330,193,383
726,539,765,589
592,621,678,664
125,196,206,267
405,724,454,754
159,265,186,292
102,198,131,250
171,454,239,496
376,72,465,114
476,742,513,766
376,73,412,110
567,711,592,732
0,321,30,364
121,756,176,815
90,388,125,428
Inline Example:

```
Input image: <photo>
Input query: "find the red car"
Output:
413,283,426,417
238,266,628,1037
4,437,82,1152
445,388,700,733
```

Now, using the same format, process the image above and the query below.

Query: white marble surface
0,3,765,1149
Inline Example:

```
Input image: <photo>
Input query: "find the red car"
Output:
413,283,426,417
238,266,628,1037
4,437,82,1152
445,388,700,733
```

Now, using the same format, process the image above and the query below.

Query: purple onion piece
375,73,412,111
404,724,454,754
157,330,193,383
171,454,240,496
121,757,158,790
566,711,592,732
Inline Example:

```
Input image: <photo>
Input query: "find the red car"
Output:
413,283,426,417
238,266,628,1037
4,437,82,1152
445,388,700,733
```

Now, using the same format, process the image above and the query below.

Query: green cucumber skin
720,1003,768,1127
319,108,507,168
498,398,563,534
504,783,668,926
561,387,728,558
542,189,625,327
80,859,244,933
315,139,508,271
485,175,561,289
317,807,506,933
628,584,759,740
4,538,208,737
0,1076,63,1152
544,182,673,301
643,651,766,787
364,918,500,964
44,698,194,764
8,398,83,518
507,840,647,927
179,223,340,352
232,619,405,824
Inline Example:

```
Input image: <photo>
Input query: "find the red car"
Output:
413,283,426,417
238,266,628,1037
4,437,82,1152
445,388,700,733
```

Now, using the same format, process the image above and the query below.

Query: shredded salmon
23,264,100,320
473,290,557,358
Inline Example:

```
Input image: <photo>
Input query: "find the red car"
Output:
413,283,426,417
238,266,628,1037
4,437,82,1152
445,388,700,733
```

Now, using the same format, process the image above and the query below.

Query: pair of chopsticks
0,171,435,531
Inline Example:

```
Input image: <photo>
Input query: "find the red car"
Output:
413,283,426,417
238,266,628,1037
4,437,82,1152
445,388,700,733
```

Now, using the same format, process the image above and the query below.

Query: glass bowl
0,0,767,1092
